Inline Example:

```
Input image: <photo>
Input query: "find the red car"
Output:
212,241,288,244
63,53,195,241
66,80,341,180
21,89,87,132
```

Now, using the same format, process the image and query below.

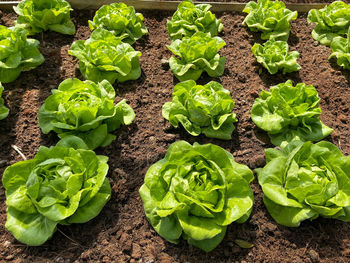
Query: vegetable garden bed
0,1,350,262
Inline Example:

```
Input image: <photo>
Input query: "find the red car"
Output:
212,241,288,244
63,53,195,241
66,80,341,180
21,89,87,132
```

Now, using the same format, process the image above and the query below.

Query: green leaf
243,0,297,41
13,0,76,35
251,80,333,147
234,239,254,249
89,3,147,45
251,39,301,75
139,141,253,251
329,27,350,70
162,80,237,139
0,83,9,119
38,78,135,150
307,1,350,46
167,0,223,41
167,32,226,81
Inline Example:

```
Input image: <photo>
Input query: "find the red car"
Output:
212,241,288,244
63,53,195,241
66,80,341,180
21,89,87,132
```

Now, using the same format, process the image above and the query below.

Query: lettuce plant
251,39,301,74
242,0,297,41
167,0,223,41
2,145,111,246
88,3,148,45
0,83,9,120
162,80,237,140
38,78,135,150
308,1,350,46
13,0,75,35
0,25,44,83
256,141,350,227
329,27,350,70
69,28,141,84
139,140,254,252
251,80,333,147
167,32,226,81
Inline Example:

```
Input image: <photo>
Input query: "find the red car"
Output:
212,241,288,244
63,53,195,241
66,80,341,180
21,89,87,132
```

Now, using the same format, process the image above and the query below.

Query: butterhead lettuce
68,28,141,84
38,78,135,150
251,80,333,147
329,27,350,70
162,80,237,140
139,141,254,252
167,32,226,81
0,25,44,83
2,145,111,245
243,0,297,41
167,0,223,41
0,83,9,120
256,141,350,227
251,39,301,74
13,0,75,35
88,3,148,45
308,1,350,46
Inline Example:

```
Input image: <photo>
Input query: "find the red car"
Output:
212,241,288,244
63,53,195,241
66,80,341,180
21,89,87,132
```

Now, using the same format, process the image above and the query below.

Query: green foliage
88,3,148,45
2,145,111,245
251,39,301,74
0,25,44,83
329,27,350,69
139,140,254,252
13,0,75,35
0,83,9,120
69,28,141,84
162,80,237,140
38,78,135,150
242,0,297,41
256,141,350,227
308,1,350,46
251,80,333,147
167,0,223,41
167,32,226,81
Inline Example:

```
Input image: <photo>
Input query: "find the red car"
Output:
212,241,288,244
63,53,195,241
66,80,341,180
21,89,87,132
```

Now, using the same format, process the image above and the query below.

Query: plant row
0,0,349,255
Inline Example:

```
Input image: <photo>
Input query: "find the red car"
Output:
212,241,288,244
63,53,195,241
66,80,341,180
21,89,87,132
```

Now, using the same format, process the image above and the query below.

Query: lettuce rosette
251,80,333,147
139,141,254,252
38,78,135,150
162,80,237,140
308,1,350,46
88,3,148,45
256,141,350,227
0,83,9,120
0,25,44,83
329,27,350,70
251,39,301,75
69,28,141,84
2,145,111,245
167,32,226,81
13,0,75,35
243,0,297,41
167,0,223,41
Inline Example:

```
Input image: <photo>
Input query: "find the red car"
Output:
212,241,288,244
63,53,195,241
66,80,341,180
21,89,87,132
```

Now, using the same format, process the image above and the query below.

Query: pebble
308,249,320,263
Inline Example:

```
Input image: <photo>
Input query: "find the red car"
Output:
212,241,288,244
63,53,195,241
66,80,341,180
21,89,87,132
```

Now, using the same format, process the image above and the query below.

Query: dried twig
11,145,27,160
57,228,84,248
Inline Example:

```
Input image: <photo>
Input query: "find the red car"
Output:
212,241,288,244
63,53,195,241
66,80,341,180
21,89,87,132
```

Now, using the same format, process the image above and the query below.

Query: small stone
131,244,141,259
4,241,11,248
5,255,14,260
308,249,320,263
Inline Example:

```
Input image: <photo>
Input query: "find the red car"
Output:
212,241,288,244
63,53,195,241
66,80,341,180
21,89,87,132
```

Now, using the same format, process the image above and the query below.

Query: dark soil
0,7,350,263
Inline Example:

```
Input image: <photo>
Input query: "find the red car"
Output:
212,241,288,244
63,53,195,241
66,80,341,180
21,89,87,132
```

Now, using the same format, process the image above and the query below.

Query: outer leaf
257,141,350,227
251,39,301,74
0,83,9,120
251,80,333,147
167,0,223,41
13,0,75,35
167,32,226,81
243,0,297,41
308,1,350,46
89,3,147,45
69,28,141,84
162,80,237,140
139,141,253,252
38,78,135,150
329,27,350,70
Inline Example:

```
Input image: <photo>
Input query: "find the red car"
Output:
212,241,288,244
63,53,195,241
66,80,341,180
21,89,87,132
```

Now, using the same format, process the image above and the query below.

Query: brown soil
0,8,350,263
